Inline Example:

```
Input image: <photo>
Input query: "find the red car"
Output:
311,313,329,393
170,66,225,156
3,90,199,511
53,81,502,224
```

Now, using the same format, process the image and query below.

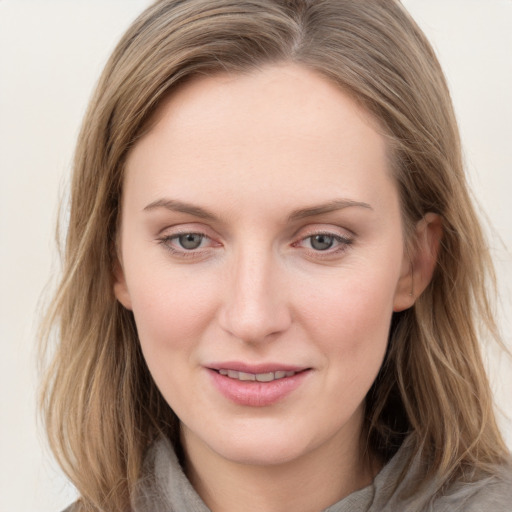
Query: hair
39,1,509,511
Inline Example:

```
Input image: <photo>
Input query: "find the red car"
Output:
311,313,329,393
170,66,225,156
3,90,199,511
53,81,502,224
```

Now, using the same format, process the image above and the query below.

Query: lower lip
208,369,310,407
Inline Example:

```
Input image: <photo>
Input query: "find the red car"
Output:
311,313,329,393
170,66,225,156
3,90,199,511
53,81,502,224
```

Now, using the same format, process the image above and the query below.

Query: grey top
64,436,512,511
131,436,512,512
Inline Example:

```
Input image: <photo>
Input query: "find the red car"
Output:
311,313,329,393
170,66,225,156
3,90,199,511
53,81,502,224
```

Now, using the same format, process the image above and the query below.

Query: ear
113,258,133,310
393,213,443,312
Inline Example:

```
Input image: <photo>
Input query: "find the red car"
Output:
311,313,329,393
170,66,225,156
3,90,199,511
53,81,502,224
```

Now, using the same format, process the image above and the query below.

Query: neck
181,418,378,512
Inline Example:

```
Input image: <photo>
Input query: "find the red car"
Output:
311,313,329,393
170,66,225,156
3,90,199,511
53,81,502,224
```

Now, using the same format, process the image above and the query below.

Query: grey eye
310,234,335,251
178,233,204,250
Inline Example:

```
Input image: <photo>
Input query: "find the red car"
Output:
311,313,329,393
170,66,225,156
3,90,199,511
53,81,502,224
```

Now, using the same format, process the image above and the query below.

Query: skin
115,64,440,512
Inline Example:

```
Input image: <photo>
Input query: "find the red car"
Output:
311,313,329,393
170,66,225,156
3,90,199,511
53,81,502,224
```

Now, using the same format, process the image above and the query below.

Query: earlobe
393,213,443,312
113,259,133,310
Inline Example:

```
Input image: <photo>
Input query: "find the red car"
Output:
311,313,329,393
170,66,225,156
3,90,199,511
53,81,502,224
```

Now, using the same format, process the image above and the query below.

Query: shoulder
372,438,512,512
445,465,512,512
412,461,512,512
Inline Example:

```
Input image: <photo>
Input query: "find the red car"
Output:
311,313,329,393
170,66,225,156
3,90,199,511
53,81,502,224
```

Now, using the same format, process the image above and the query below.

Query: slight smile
206,362,312,407
217,369,298,382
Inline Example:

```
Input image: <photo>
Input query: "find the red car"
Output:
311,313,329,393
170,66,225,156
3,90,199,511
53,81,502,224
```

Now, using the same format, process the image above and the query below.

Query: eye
176,233,205,250
293,230,353,256
309,234,337,251
157,231,216,257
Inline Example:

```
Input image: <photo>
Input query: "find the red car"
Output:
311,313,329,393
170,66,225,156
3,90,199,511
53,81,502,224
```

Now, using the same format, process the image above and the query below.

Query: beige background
1,1,511,511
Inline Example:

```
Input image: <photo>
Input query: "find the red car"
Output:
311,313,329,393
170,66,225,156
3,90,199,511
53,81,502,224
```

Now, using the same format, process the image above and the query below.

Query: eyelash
157,230,354,259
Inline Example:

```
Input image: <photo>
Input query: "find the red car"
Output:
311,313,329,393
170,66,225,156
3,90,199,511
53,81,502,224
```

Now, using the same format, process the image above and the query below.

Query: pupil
179,233,203,250
311,234,334,251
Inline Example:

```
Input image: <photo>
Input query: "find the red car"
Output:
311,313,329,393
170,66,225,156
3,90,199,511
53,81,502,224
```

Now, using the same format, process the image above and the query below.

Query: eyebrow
143,197,373,221
288,199,373,221
143,198,217,220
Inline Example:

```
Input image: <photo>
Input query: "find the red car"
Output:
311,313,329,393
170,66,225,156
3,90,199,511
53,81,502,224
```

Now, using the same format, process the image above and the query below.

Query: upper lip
206,361,309,374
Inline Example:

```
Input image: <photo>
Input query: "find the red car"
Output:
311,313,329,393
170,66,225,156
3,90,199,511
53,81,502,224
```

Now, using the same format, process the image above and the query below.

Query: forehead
124,63,397,216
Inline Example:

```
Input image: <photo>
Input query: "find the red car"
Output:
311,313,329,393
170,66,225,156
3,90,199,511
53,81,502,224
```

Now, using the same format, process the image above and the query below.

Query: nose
218,246,292,344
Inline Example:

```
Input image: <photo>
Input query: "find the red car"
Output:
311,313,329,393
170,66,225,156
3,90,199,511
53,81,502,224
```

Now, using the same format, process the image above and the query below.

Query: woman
39,1,512,511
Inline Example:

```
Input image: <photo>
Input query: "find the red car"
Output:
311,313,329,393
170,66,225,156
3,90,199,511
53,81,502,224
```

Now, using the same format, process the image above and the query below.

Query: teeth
239,371,256,381
255,372,274,382
218,369,298,382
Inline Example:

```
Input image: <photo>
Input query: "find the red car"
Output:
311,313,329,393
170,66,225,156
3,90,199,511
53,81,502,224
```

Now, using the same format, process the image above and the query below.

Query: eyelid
155,221,214,236
290,220,356,236
293,223,355,240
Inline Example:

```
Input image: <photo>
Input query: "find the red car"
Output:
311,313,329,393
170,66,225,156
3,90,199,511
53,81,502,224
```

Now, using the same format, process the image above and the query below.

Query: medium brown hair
40,1,509,510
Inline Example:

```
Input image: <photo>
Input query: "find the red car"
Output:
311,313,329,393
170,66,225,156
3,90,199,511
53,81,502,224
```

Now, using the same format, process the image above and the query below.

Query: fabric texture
63,436,512,512
131,435,512,512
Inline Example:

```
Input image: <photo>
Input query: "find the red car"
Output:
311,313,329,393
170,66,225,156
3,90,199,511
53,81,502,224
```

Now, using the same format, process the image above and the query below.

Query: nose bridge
220,242,290,343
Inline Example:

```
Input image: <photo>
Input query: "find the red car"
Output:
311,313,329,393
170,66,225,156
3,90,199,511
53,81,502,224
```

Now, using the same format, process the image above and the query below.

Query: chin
193,419,325,467
215,438,309,467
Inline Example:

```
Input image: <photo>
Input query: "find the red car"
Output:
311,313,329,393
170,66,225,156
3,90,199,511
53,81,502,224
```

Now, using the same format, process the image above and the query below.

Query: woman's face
115,64,414,467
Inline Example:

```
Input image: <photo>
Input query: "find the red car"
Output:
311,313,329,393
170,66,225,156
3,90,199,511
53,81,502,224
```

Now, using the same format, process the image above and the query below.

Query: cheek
296,262,399,374
126,261,219,366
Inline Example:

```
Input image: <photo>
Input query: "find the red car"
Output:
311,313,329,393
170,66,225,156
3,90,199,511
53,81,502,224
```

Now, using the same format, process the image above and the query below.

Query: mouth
215,369,301,382
206,363,311,406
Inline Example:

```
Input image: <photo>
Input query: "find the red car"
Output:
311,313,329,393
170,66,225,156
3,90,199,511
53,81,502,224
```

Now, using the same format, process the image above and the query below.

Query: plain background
1,1,511,511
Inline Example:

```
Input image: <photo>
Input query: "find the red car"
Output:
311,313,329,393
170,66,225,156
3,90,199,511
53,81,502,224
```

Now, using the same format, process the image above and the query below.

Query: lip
206,361,311,407
207,361,306,374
